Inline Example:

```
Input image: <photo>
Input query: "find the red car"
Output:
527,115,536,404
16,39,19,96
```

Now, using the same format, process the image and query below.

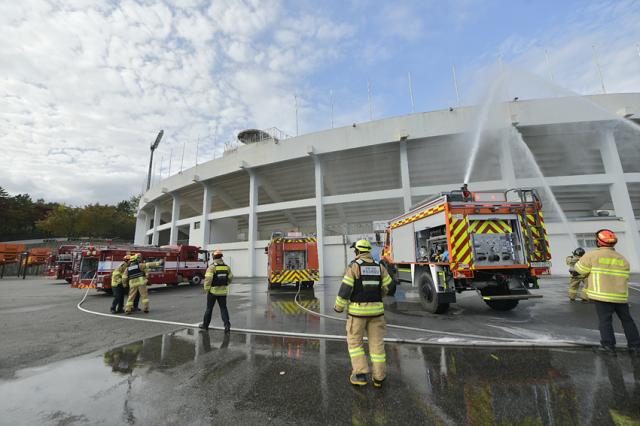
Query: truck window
80,258,98,279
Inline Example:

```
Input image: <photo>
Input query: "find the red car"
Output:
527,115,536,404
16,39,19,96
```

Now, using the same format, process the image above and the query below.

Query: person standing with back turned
334,239,393,388
574,229,640,356
199,249,233,334
123,253,163,314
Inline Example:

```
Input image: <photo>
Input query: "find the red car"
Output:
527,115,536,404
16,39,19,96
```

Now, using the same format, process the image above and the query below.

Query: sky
2,0,640,206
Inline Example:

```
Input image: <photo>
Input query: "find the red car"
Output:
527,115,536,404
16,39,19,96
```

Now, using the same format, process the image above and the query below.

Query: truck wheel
268,280,280,290
190,273,203,286
485,299,519,311
417,272,449,314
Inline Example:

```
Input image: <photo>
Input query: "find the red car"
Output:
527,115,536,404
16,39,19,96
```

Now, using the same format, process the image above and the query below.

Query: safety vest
575,247,630,303
350,259,383,303
212,263,230,286
206,261,231,295
127,262,144,280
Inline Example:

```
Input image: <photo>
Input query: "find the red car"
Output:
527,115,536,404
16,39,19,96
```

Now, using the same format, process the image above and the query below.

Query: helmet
123,255,130,261
596,229,617,247
573,247,585,257
213,249,223,259
353,239,372,253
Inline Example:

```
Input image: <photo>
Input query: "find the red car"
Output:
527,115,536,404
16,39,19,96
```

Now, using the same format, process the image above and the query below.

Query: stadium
135,93,640,276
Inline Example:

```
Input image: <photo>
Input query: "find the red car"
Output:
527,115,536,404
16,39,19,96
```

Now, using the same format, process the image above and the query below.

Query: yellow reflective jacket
575,247,630,303
111,263,127,287
122,261,162,288
334,253,393,317
565,255,580,272
204,259,233,296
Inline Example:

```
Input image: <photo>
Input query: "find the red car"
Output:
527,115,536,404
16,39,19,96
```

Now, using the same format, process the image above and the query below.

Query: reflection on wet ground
2,327,639,425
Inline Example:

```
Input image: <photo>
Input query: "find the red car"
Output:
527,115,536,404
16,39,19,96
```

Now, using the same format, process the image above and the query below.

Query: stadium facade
135,93,640,276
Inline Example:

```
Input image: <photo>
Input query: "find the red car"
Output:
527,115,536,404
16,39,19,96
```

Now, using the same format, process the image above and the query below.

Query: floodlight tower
146,130,164,191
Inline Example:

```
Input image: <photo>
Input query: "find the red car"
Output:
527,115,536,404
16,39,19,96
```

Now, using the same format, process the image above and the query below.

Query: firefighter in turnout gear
110,255,130,314
123,253,163,314
574,230,640,356
199,249,233,334
334,239,393,388
566,247,588,302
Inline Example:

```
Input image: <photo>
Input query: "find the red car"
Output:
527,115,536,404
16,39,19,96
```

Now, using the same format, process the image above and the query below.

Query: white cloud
0,0,354,205
496,0,640,97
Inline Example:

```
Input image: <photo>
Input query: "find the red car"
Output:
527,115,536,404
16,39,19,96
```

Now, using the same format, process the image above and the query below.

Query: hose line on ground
77,286,596,348
293,283,596,348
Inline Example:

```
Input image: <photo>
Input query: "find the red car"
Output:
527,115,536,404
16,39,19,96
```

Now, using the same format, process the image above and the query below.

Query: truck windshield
80,258,98,279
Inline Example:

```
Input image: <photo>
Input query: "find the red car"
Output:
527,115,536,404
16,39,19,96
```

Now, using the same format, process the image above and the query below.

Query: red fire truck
47,245,77,282
382,188,551,313
71,245,209,292
266,232,319,289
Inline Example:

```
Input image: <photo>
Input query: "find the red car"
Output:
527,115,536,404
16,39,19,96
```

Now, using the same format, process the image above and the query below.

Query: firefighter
123,253,163,314
574,229,640,356
110,255,130,314
334,239,393,388
199,249,233,334
566,247,588,302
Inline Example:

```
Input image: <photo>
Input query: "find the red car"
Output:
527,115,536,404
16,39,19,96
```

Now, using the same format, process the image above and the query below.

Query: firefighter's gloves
333,306,344,313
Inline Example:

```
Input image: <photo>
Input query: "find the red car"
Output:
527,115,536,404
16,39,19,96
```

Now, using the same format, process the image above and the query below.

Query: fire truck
47,245,77,282
71,245,209,292
382,188,551,313
266,232,319,289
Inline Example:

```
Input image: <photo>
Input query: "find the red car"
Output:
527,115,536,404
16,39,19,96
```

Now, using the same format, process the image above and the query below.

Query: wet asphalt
1,276,640,425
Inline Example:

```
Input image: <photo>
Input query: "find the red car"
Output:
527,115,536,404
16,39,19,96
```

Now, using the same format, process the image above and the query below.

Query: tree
36,205,80,237
2,189,138,242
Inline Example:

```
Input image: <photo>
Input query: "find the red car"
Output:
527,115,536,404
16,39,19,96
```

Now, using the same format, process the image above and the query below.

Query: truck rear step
482,294,543,301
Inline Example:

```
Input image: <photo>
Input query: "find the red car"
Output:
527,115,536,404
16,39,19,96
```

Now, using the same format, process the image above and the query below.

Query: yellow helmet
353,239,372,253
123,255,130,261
213,249,223,259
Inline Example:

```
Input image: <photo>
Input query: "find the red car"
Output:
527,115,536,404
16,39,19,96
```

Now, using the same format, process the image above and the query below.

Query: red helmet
596,229,617,247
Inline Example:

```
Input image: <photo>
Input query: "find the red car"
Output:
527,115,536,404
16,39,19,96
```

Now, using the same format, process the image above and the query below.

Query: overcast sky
2,0,640,206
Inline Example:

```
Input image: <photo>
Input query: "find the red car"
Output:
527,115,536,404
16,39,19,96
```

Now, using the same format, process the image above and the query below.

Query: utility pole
329,89,334,128
367,79,373,121
295,95,299,136
195,135,200,167
592,44,607,94
408,72,415,113
451,64,461,106
146,130,163,191
180,140,186,173
544,49,555,83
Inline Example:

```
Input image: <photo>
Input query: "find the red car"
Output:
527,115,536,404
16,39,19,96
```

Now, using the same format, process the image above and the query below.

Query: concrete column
134,211,147,245
399,140,412,212
200,183,212,249
313,155,325,277
600,129,640,271
152,204,161,246
169,194,181,245
247,169,258,277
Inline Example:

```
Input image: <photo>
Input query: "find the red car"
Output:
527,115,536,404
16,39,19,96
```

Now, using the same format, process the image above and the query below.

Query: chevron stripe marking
391,204,445,229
